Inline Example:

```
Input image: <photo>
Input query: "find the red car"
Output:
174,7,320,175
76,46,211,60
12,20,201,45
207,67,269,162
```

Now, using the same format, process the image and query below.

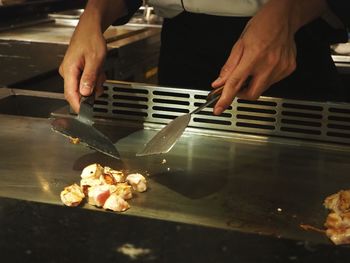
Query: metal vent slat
110,99,148,104
237,104,277,110
93,81,350,145
328,121,350,127
109,114,147,120
281,117,323,124
235,118,276,126
236,112,277,118
152,105,190,111
327,130,350,135
281,111,323,118
280,123,322,131
152,112,183,118
328,113,350,119
113,106,148,112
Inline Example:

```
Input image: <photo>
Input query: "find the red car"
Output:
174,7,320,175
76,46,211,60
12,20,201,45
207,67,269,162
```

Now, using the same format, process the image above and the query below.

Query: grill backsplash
94,81,350,144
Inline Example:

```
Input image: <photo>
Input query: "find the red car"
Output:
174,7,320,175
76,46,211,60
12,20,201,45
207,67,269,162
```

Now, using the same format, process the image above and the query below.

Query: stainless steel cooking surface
1,83,350,246
0,19,146,45
0,16,161,86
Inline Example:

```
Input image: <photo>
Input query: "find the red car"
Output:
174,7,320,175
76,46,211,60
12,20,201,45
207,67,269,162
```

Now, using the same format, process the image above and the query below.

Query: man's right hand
59,13,107,113
58,0,127,113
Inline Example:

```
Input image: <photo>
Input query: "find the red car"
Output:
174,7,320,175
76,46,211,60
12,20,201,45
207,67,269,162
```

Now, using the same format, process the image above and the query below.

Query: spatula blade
51,117,120,159
137,114,191,156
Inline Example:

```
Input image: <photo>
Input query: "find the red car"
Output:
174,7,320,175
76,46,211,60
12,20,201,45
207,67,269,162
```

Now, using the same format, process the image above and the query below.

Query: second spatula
136,86,224,156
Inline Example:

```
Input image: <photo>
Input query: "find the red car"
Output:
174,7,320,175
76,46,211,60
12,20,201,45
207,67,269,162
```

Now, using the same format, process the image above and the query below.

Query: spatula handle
192,86,224,115
78,91,95,125
192,77,253,115
207,86,224,102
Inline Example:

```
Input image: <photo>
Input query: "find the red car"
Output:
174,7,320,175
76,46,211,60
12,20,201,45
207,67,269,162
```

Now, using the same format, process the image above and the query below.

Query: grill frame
93,81,350,145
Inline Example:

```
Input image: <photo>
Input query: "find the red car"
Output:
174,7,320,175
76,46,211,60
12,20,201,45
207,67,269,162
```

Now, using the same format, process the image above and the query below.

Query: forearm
288,0,329,32
81,0,127,32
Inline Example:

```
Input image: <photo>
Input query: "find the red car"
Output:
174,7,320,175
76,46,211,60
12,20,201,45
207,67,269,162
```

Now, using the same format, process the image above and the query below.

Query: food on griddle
111,183,133,200
81,163,104,179
324,213,350,245
60,183,85,207
126,173,147,193
104,166,126,183
103,193,130,212
80,177,101,188
324,190,350,214
60,163,147,213
69,136,80,144
299,224,325,234
88,184,112,207
323,190,350,245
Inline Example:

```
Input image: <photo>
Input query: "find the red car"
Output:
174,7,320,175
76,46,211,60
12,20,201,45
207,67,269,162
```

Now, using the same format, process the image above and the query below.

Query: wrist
79,8,104,31
285,0,328,33
80,0,127,32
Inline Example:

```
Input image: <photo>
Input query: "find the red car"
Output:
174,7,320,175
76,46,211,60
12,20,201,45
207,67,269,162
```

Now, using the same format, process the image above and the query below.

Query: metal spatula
137,86,224,156
51,94,120,159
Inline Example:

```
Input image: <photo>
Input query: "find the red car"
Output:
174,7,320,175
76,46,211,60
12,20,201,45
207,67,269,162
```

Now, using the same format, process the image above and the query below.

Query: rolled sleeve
113,0,143,25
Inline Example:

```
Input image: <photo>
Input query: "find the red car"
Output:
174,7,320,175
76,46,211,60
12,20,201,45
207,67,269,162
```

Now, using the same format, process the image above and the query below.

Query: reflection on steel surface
51,117,120,160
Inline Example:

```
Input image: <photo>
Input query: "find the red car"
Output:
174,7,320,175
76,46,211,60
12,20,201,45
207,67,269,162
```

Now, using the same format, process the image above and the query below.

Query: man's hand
59,15,107,113
59,0,127,113
211,0,328,115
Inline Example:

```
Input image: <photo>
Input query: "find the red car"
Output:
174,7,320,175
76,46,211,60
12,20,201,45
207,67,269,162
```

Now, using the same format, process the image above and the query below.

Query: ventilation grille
93,81,350,144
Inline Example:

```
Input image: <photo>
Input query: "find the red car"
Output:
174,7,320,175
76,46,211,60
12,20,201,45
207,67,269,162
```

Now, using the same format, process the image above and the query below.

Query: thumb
79,60,100,96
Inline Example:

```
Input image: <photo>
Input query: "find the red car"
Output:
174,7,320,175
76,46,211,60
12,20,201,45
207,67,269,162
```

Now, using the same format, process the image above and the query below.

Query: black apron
158,12,348,102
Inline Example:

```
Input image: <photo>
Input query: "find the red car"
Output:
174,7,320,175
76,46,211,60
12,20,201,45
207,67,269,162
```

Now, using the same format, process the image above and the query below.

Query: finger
237,71,273,100
95,72,106,97
286,45,297,76
235,48,291,100
213,53,254,115
79,58,102,96
58,64,64,77
214,71,250,115
64,66,81,113
212,40,244,88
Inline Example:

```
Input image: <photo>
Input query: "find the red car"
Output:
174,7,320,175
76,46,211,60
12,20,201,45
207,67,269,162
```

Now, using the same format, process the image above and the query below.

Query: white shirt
146,0,270,18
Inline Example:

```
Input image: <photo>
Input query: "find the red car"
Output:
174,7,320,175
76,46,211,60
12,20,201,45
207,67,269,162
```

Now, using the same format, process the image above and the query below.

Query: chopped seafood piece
69,137,80,144
110,183,133,200
88,185,111,207
324,190,350,214
60,184,85,207
324,189,350,245
325,212,350,245
126,173,147,192
81,163,104,179
80,178,101,187
326,228,350,245
103,193,130,212
104,166,126,183
80,177,102,196
99,174,115,185
60,164,149,213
